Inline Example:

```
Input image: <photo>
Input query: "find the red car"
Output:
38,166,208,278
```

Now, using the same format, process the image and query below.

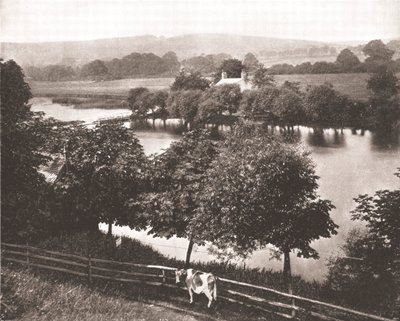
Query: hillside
1,33,336,67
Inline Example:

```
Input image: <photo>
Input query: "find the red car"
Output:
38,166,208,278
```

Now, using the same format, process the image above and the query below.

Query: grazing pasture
29,73,374,101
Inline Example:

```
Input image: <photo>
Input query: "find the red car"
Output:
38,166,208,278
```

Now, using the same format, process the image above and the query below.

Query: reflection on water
32,97,400,281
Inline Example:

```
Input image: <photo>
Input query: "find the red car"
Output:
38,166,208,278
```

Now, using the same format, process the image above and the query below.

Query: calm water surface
32,97,400,281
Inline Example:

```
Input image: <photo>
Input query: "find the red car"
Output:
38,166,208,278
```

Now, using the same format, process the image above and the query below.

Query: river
31,97,400,281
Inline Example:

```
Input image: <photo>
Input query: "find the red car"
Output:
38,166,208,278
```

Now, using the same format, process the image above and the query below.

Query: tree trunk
283,249,293,294
185,237,194,268
107,220,113,236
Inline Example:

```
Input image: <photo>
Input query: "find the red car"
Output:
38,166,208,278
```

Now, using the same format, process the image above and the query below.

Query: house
215,70,253,92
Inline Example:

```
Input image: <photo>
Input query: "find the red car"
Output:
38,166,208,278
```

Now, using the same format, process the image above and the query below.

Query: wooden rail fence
1,242,395,321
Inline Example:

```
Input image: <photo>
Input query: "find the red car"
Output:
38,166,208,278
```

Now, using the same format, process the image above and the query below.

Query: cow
175,268,217,308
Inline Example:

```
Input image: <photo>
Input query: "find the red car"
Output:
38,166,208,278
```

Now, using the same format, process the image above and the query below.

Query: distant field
30,73,374,101
30,78,174,97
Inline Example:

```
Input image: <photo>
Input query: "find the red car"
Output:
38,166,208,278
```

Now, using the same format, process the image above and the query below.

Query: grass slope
1,266,211,321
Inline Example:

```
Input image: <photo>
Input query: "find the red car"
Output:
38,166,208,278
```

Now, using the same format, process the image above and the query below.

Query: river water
31,97,400,281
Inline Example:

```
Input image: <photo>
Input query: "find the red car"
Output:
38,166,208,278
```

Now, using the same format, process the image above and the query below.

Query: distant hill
1,34,337,67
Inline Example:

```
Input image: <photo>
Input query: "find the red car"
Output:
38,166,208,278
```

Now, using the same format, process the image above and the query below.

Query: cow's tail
213,276,218,300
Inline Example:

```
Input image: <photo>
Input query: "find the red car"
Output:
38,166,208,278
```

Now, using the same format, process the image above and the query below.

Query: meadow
29,73,373,101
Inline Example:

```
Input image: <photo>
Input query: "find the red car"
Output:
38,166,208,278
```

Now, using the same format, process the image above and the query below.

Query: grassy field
29,73,373,101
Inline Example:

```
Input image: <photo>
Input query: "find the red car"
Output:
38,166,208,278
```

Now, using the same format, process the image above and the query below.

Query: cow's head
175,269,186,284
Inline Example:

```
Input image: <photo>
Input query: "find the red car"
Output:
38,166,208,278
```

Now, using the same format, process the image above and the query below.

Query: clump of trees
326,169,400,317
266,40,400,75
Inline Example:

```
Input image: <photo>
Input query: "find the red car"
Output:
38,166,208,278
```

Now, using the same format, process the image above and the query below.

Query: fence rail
1,242,395,321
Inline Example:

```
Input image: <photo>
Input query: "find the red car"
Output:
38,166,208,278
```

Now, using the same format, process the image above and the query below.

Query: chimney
221,71,227,79
241,70,247,80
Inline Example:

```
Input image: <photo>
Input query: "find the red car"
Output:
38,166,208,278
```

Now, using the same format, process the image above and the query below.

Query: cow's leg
204,289,213,308
188,287,193,304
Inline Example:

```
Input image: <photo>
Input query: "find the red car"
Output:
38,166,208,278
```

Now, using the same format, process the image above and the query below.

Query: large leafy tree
193,122,337,291
243,52,260,73
252,64,276,89
54,123,149,234
80,59,108,80
240,86,280,119
1,60,54,241
143,130,219,267
171,70,210,91
197,84,242,124
335,49,361,71
304,83,349,127
272,88,305,126
214,58,244,83
167,90,203,128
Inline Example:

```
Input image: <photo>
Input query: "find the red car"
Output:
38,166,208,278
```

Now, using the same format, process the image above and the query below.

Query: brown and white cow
175,268,217,308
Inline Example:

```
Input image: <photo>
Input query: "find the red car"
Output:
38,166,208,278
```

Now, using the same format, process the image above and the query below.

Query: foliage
193,122,337,261
240,86,280,119
197,84,242,123
127,87,150,118
326,170,400,317
54,123,149,232
214,58,244,83
143,130,219,264
252,64,276,88
170,70,210,91
80,59,108,79
243,52,260,73
363,39,395,66
1,60,56,242
25,64,77,81
335,49,361,71
166,89,203,126
326,229,398,316
272,88,305,125
181,53,232,75
304,83,350,126
352,170,400,255
367,65,399,98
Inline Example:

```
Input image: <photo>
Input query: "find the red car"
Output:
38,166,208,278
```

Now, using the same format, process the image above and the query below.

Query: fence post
291,297,296,318
88,254,93,285
162,269,166,284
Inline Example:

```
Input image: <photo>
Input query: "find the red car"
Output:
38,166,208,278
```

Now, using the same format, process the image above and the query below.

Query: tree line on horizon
22,39,400,82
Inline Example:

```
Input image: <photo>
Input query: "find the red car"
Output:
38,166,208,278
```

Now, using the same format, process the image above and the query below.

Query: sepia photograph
1,0,399,320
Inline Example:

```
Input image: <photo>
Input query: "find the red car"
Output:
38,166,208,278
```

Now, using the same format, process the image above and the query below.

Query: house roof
215,78,244,85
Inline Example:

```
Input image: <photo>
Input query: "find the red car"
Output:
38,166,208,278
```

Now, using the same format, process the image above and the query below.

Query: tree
143,130,219,267
193,123,337,292
171,70,210,91
198,84,242,124
272,88,305,126
351,169,400,316
1,60,55,241
80,59,108,80
167,90,203,128
363,40,395,65
214,58,244,83
252,65,276,89
240,86,280,119
162,51,180,75
326,229,398,315
127,87,150,119
335,49,361,71
367,66,399,98
55,123,149,234
243,53,260,73
327,170,400,316
304,83,349,127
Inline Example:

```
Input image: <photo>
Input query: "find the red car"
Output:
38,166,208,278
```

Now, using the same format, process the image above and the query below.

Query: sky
1,0,399,43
